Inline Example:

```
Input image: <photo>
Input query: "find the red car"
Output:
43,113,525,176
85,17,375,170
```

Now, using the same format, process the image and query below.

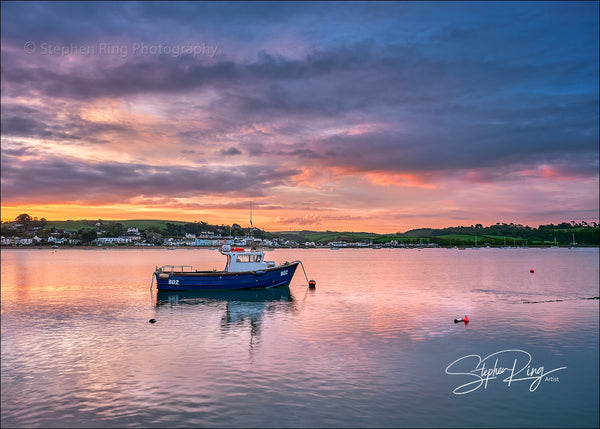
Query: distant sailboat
549,237,559,249
569,233,578,249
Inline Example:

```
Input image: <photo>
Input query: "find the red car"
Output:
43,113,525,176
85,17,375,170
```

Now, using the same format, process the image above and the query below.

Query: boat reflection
155,286,296,352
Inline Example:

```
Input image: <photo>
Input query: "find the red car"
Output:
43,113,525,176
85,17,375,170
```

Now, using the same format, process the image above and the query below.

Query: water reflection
155,286,297,353
2,249,597,428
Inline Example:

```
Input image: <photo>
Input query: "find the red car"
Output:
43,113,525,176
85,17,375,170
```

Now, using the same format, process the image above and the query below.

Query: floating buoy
308,279,316,288
530,269,535,273
149,319,156,323
454,315,469,324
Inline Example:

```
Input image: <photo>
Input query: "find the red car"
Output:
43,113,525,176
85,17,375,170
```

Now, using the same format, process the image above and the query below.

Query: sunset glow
1,2,598,232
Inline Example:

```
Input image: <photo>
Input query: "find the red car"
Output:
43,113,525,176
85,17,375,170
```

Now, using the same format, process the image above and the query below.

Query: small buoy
149,319,156,323
308,279,316,288
454,315,469,324
530,269,535,273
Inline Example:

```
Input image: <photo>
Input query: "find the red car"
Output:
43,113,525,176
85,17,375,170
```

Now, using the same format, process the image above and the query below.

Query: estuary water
1,247,598,428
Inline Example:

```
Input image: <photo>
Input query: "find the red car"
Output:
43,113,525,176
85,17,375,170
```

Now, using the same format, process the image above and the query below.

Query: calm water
1,247,598,428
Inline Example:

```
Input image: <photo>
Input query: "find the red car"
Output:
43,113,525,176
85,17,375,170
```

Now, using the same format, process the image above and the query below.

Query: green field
44,219,187,231
44,220,91,230
117,219,187,230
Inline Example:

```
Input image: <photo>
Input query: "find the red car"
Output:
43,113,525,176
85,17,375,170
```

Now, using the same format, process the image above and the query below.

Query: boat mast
250,200,257,250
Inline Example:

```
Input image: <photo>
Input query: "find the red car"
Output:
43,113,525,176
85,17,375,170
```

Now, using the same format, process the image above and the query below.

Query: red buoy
530,269,535,273
454,315,469,324
308,279,316,288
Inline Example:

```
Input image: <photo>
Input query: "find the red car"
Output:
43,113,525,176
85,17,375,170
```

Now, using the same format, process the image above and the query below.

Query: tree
105,222,125,238
146,232,163,245
15,213,32,224
80,229,98,245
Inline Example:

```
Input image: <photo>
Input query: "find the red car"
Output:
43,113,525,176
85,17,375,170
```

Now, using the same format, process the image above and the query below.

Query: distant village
0,221,287,248
3,214,597,248
0,223,432,249
0,217,434,249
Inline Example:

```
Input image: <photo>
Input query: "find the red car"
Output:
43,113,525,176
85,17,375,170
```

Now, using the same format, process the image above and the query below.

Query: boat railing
156,265,194,273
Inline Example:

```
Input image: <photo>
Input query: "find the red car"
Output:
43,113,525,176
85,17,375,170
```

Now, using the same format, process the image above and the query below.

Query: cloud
219,147,242,156
2,35,597,185
1,2,598,229
0,154,300,204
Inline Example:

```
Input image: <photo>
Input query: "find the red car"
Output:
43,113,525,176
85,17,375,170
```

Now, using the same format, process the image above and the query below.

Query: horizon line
2,215,598,235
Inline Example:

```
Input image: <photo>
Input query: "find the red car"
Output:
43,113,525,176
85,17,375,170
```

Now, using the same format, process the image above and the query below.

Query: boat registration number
280,270,288,276
168,279,180,285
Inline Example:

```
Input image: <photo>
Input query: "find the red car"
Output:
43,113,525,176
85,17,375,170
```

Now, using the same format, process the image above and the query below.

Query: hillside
44,219,188,231
277,222,599,246
2,214,598,246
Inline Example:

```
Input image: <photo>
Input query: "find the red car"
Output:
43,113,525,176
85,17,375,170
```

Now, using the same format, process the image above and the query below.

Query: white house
96,237,132,245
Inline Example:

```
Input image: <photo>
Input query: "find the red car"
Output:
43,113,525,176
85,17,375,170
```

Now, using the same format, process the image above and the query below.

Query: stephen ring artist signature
445,349,566,394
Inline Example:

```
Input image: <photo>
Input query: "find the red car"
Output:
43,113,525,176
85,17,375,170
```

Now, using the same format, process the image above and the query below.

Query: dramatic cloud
1,1,598,230
1,154,299,204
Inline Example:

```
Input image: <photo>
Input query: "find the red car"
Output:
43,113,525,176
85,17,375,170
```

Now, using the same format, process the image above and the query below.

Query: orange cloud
540,165,560,179
365,171,437,189
519,165,578,181
292,165,348,190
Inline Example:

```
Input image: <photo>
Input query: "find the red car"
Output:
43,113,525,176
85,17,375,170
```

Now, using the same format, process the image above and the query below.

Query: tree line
401,222,599,245
2,214,598,246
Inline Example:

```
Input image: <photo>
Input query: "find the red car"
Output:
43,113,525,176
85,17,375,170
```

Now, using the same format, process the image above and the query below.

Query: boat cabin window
236,254,262,263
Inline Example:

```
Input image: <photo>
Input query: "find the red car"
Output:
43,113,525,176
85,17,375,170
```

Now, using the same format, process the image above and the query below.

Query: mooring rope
298,260,310,286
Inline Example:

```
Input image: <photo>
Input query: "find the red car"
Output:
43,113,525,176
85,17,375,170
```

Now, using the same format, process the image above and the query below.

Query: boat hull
156,286,292,306
155,261,299,291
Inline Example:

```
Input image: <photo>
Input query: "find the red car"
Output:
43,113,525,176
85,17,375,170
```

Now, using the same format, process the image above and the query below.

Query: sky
1,1,598,233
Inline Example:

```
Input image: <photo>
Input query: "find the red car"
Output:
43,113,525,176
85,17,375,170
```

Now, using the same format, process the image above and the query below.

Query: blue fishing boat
154,245,300,291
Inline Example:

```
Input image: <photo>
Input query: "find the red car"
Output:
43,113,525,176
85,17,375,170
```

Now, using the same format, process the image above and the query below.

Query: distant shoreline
2,244,598,250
